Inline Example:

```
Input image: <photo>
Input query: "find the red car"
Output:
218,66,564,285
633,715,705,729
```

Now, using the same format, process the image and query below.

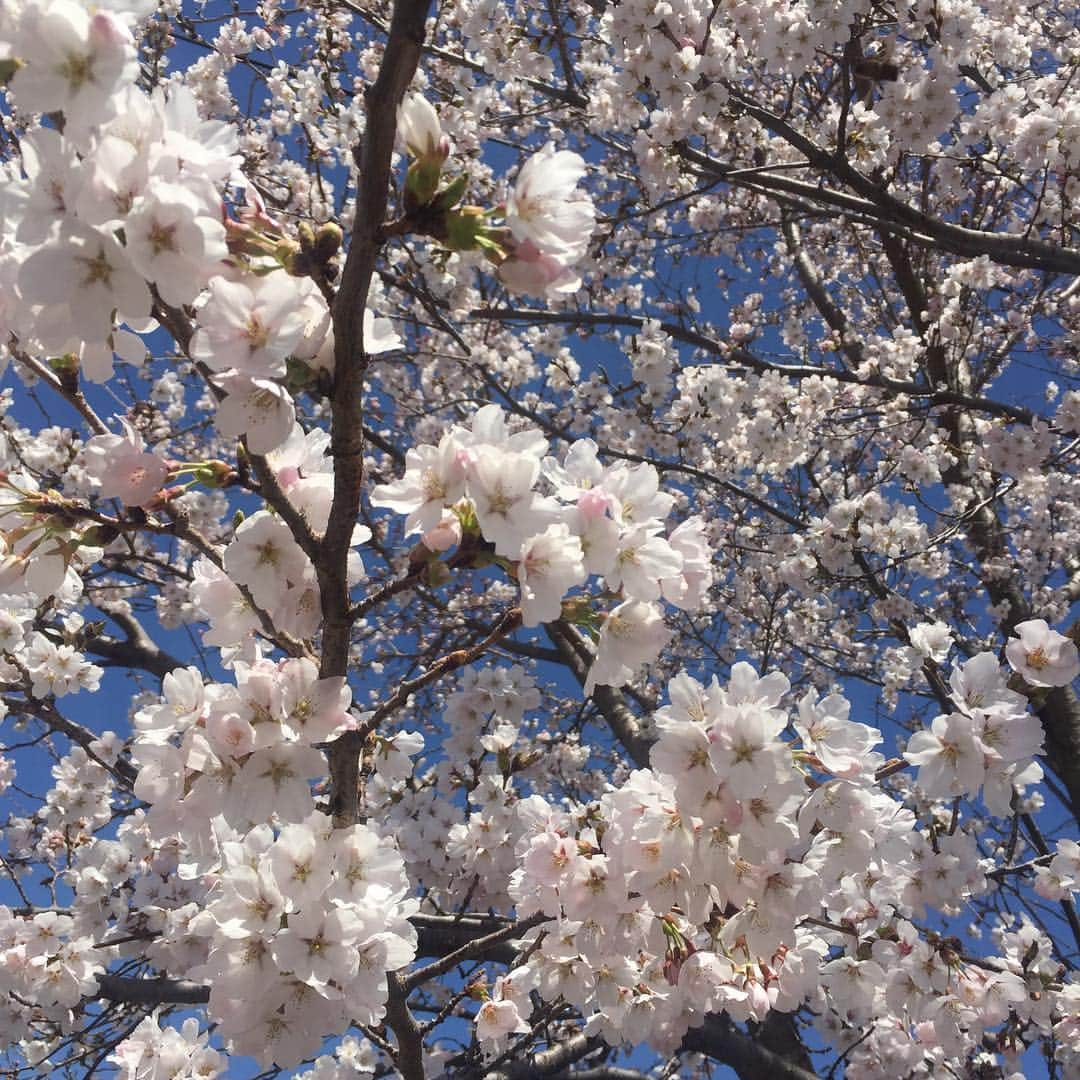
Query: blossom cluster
109,1016,225,1080
903,651,1046,815
468,659,1078,1075
372,404,712,688
2,26,235,371
387,667,549,911
122,660,417,1065
188,812,417,1068
396,94,596,296
0,3,597,468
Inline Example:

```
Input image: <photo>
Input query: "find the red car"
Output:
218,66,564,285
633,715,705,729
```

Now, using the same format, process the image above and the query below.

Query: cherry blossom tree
0,0,1078,1077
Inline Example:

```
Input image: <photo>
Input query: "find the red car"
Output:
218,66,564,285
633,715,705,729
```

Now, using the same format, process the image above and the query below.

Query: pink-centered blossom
192,275,308,379
81,423,169,507
19,222,151,346
214,374,296,454
370,433,468,535
9,1,137,143
476,998,529,1044
904,712,987,798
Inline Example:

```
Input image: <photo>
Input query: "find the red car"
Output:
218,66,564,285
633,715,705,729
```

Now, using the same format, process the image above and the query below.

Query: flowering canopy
0,0,1078,1078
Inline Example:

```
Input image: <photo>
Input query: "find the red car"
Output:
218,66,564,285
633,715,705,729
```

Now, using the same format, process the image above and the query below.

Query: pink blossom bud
422,513,462,553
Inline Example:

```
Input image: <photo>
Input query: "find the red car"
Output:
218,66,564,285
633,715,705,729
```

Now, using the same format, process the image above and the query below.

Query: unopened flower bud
312,222,343,261
297,221,317,252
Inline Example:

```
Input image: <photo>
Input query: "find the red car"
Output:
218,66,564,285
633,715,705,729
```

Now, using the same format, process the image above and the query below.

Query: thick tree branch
386,972,425,1080
93,974,210,1005
694,96,1080,276
321,0,432,828
321,0,432,677
546,622,654,768
84,603,183,681
682,1014,820,1080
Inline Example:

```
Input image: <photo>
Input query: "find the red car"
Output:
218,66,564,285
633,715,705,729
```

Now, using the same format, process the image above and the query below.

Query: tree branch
386,972,425,1080
321,0,432,677
321,0,432,828
695,95,1080,276
12,695,138,787
682,1013,820,1080
403,912,549,993
546,622,654,768
84,603,184,681
486,1033,605,1080
473,307,1039,424
90,914,541,1008
93,974,210,1006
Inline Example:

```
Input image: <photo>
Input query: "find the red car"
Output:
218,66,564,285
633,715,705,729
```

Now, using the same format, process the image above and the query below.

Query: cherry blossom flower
1033,839,1080,900
109,1017,225,1080
124,177,228,307
506,144,595,259
469,450,555,557
18,222,150,346
499,239,583,297
421,511,462,552
370,432,468,535
234,743,326,822
9,1,137,143
517,523,587,626
909,620,953,663
81,423,169,507
214,374,297,454
271,906,362,991
476,998,530,1045
904,713,987,798
585,599,671,693
1005,619,1080,687
661,516,713,610
224,511,312,611
192,275,308,378
795,690,883,777
606,525,683,601
12,128,82,245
